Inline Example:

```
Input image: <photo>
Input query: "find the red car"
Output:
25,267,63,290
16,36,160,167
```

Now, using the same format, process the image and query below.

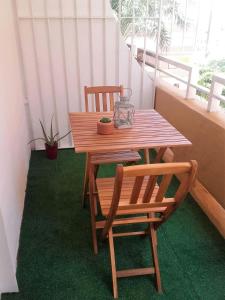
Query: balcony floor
2,149,225,300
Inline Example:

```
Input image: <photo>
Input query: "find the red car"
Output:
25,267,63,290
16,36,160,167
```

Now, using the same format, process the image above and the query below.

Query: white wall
0,0,30,293
15,0,154,149
0,212,18,294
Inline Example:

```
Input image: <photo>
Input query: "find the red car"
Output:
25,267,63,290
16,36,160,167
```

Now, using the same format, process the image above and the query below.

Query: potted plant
97,117,113,135
29,118,71,160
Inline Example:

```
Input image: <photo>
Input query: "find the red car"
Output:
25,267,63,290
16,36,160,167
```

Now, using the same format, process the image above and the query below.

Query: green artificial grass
2,149,225,300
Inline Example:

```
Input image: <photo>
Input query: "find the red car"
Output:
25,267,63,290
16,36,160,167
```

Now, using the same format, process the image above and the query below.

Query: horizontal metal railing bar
189,83,209,94
142,60,189,85
18,16,116,20
213,74,225,85
137,48,192,72
158,68,188,84
158,55,192,71
212,93,225,103
18,16,160,21
120,16,159,20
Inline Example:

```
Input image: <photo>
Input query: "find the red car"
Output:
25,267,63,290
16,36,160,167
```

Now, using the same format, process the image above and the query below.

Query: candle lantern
113,88,135,128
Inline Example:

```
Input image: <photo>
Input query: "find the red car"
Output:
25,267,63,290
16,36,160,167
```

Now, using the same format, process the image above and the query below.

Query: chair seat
90,150,141,165
96,176,162,216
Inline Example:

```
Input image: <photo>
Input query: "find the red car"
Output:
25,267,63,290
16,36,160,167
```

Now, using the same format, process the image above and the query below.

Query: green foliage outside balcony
198,59,225,108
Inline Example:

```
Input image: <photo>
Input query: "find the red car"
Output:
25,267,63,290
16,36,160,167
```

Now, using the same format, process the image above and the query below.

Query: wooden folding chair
94,161,197,298
82,85,141,206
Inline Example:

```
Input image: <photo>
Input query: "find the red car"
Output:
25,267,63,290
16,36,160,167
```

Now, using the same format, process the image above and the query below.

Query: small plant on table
97,117,113,135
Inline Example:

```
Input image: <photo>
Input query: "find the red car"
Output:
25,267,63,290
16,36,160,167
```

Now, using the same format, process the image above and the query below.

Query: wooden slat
118,199,176,211
112,217,162,225
130,176,144,204
85,85,122,94
84,85,123,113
69,110,192,153
109,93,114,110
142,175,158,203
95,93,100,112
96,176,160,215
95,217,162,228
90,150,141,165
123,162,192,177
113,231,146,237
116,267,155,278
84,86,89,112
116,207,165,215
155,174,173,202
102,93,107,111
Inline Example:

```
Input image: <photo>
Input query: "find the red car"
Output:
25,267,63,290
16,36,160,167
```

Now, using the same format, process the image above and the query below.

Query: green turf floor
2,149,225,300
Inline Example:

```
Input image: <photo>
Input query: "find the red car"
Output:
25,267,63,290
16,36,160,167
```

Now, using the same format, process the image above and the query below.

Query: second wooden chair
82,85,141,206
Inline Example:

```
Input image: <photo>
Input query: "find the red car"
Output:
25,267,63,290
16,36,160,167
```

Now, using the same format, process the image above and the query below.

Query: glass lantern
113,88,135,129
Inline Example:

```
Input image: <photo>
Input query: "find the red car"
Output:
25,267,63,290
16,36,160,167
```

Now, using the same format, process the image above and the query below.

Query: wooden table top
69,110,191,153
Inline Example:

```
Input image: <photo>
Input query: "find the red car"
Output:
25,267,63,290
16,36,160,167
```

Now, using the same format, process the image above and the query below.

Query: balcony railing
135,47,225,112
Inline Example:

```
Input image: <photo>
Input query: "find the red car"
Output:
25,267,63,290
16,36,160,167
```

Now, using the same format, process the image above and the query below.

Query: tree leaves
110,0,186,51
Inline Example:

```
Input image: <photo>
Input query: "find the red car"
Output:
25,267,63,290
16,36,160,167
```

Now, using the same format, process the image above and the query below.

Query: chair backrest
84,85,123,112
102,161,197,237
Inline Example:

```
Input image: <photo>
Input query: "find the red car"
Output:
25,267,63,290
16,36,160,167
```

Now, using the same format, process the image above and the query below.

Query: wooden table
69,110,191,153
69,109,192,253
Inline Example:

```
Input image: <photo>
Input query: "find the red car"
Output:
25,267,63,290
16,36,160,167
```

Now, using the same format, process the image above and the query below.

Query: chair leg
108,229,118,299
93,164,99,216
89,164,98,255
94,164,99,179
149,224,162,293
82,153,91,207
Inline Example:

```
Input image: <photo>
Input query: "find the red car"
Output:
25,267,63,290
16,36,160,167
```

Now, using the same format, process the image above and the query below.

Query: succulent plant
99,117,112,123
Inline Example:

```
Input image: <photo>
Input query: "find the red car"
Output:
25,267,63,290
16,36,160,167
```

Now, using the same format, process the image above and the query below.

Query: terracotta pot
97,121,113,135
45,142,58,160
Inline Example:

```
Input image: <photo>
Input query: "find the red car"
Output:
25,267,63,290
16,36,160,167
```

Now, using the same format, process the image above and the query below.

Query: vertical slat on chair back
84,86,123,112
154,174,173,202
126,162,197,205
130,176,144,204
127,162,197,216
142,176,158,203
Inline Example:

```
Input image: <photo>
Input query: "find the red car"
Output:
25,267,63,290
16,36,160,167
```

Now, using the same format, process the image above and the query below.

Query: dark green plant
29,117,71,146
99,117,112,123
197,59,225,107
